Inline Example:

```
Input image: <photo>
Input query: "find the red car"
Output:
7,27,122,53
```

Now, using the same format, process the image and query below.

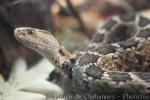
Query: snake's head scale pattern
14,27,74,72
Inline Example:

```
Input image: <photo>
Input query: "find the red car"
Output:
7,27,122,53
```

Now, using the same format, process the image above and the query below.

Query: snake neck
35,35,74,72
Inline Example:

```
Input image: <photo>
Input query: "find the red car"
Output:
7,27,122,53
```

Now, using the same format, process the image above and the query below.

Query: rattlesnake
14,13,150,99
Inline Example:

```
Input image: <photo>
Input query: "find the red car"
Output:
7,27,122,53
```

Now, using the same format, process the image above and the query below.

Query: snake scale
14,13,150,99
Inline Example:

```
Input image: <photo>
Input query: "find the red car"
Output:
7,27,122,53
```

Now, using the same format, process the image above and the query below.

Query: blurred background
0,0,150,80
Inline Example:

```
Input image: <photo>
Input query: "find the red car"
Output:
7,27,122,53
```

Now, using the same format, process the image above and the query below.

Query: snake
14,13,150,99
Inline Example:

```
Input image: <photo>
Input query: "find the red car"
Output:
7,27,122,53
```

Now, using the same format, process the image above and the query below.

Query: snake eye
28,30,33,35
21,32,26,36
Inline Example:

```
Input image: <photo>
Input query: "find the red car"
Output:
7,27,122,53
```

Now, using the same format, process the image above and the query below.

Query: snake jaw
14,27,73,72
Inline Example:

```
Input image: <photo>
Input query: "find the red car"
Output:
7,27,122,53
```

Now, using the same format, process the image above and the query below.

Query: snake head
14,27,73,71
14,27,39,46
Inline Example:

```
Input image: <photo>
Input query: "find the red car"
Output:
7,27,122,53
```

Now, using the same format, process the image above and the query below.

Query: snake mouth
14,28,22,39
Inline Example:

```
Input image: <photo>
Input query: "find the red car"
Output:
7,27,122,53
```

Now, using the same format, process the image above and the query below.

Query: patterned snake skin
14,14,150,99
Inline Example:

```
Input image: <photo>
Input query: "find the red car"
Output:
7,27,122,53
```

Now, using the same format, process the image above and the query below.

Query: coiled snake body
14,14,150,99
